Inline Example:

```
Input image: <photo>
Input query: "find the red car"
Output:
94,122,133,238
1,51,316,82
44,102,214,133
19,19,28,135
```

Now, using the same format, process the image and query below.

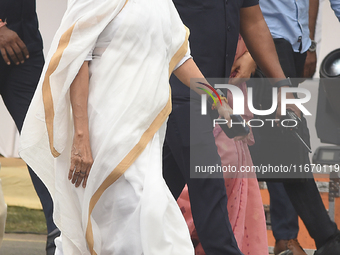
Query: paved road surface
0,233,46,255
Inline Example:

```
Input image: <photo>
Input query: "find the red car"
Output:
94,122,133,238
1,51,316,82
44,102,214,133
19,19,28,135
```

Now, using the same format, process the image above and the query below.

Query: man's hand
0,25,29,65
303,50,317,78
229,51,256,85
276,88,302,120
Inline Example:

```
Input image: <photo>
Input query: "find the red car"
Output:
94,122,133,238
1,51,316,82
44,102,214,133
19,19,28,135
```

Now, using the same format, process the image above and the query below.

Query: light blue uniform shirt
330,0,340,22
259,0,311,53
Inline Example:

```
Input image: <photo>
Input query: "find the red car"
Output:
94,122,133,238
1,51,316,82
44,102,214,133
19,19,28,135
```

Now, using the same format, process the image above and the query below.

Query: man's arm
303,0,319,78
239,4,299,118
240,5,285,80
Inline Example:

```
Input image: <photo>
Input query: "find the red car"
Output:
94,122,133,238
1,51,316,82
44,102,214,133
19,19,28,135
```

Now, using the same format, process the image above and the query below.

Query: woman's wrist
73,130,90,139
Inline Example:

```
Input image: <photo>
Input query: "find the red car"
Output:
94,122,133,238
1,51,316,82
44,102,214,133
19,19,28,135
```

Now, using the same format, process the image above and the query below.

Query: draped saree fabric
19,0,193,254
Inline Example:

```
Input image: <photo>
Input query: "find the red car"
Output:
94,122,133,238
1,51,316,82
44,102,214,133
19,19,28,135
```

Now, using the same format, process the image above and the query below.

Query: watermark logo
198,83,312,130
200,84,312,116
196,82,223,115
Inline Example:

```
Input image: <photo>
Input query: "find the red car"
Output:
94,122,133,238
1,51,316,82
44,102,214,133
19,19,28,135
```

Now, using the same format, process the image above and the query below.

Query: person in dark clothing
163,1,295,254
248,0,340,254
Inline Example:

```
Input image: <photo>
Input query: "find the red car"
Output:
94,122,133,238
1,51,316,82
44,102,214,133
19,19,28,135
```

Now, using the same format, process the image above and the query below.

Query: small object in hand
208,88,250,138
74,167,80,174
219,114,250,139
212,96,228,110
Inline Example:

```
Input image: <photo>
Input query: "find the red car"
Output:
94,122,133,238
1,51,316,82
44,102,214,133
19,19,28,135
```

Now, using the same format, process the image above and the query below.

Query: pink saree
177,36,268,255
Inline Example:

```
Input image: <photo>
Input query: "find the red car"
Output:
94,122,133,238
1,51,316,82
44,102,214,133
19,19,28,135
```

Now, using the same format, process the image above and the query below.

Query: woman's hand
216,100,233,127
68,134,93,188
68,135,93,188
234,133,250,142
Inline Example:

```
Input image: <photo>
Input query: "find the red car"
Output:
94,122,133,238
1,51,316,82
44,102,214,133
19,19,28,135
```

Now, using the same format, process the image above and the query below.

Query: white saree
19,0,194,254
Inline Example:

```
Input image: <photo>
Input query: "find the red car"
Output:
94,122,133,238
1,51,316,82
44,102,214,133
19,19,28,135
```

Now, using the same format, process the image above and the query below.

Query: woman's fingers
234,133,249,142
70,153,82,184
71,159,81,184
69,134,93,188
75,170,86,188
75,159,91,188
69,153,93,188
82,164,91,188
68,159,76,180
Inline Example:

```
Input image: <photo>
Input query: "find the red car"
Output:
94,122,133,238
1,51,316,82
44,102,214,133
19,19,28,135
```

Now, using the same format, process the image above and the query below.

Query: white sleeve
84,47,95,61
174,42,192,70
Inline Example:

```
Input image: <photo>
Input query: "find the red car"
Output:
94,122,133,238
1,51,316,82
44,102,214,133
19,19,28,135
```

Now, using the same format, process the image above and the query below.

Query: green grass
5,206,47,234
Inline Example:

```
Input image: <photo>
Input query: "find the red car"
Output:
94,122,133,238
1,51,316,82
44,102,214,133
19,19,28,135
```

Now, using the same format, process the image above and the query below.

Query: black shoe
46,228,61,255
314,231,340,255
275,239,306,255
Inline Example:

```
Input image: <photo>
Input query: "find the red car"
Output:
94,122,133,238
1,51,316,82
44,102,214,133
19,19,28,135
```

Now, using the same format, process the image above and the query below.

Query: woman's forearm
173,58,204,87
173,58,233,121
69,61,93,188
173,58,214,97
70,61,90,137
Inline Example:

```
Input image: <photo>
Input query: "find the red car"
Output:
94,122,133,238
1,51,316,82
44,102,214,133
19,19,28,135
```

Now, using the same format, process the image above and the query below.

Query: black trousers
0,52,56,234
251,38,338,249
163,96,243,255
276,38,338,248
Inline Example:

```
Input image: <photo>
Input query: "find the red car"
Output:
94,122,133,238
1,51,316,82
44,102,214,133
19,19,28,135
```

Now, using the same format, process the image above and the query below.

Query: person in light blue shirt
258,3,311,255
249,1,340,255
260,0,311,53
330,0,340,21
